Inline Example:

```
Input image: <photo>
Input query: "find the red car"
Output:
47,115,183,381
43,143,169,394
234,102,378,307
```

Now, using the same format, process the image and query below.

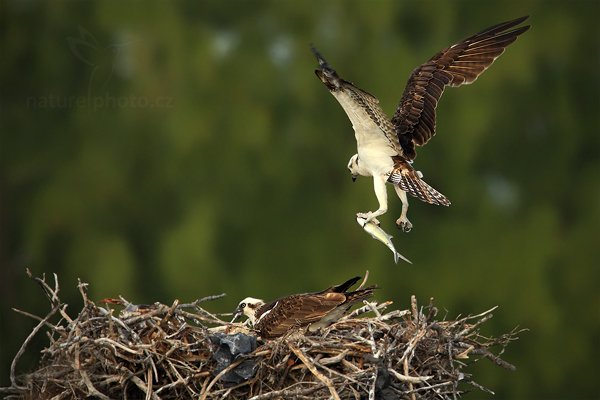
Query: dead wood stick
10,303,60,390
130,375,160,400
199,358,244,400
342,359,361,372
159,299,179,329
154,375,189,395
11,307,63,333
364,301,382,319
388,368,432,384
121,305,168,325
178,293,227,308
468,379,495,395
380,309,410,321
317,349,349,366
93,337,144,355
457,311,495,338
342,300,393,320
410,295,419,323
403,357,415,400
464,305,499,321
399,329,426,364
144,367,152,400
248,383,322,400
80,370,110,400
406,380,453,393
368,366,377,400
154,359,199,396
26,269,73,324
317,363,361,384
357,270,370,290
288,343,341,400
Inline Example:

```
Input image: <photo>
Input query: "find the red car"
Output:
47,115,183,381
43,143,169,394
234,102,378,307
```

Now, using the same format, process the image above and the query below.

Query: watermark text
26,93,174,111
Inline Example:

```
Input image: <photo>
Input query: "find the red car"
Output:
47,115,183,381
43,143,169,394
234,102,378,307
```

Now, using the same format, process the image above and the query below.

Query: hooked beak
351,175,357,182
230,307,243,323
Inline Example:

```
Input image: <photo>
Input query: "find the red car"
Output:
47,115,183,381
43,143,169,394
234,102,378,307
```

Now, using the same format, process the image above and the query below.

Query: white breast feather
331,91,396,175
256,301,277,325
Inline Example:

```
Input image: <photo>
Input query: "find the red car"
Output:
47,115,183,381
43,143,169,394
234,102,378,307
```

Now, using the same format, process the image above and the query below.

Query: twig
411,295,419,324
6,272,522,400
288,343,341,400
11,307,63,333
178,293,227,308
80,370,110,400
317,349,349,366
10,304,60,390
356,271,370,290
248,383,321,400
130,375,160,400
199,359,244,400
388,368,432,383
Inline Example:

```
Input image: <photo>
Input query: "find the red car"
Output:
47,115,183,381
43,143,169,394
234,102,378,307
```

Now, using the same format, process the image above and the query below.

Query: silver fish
357,217,412,264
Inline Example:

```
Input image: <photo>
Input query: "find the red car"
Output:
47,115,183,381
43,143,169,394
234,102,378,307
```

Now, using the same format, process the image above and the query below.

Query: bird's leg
393,185,412,232
357,175,388,224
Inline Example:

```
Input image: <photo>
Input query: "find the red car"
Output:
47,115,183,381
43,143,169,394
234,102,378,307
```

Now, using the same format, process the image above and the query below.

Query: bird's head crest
231,297,265,324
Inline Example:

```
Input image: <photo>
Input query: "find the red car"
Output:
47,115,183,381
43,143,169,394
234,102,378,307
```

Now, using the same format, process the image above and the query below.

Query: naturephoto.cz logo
26,26,173,111
26,93,174,110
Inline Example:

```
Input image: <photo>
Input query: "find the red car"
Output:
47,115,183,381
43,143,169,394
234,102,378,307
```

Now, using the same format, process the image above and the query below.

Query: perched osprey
231,276,375,339
313,16,530,231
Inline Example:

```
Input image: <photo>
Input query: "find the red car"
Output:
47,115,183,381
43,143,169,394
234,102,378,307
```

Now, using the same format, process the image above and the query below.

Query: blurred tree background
1,0,598,398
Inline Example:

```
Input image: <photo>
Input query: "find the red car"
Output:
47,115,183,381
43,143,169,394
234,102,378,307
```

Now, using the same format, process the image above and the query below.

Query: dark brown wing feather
254,277,376,339
324,276,360,294
255,293,345,338
392,16,530,160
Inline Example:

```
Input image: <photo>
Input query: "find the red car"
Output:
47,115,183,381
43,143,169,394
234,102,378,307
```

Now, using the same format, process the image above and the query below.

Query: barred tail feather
389,169,451,206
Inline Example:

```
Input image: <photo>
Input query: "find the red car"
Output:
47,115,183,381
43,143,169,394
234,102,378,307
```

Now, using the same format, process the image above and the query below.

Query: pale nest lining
0,271,522,399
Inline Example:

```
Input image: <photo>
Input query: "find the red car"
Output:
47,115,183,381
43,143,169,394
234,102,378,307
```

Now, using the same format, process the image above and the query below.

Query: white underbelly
357,137,396,175
329,90,397,176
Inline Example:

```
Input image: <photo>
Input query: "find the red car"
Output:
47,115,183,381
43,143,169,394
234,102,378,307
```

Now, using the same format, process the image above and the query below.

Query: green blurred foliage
1,0,598,398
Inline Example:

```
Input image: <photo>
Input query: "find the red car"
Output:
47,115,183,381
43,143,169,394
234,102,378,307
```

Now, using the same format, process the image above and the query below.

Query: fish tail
395,250,413,265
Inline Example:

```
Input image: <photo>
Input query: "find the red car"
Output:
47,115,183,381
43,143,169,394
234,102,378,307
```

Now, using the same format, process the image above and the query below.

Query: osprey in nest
313,16,530,231
232,276,375,339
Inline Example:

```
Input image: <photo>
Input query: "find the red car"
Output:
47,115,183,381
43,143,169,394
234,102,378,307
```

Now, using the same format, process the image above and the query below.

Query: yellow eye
240,302,246,308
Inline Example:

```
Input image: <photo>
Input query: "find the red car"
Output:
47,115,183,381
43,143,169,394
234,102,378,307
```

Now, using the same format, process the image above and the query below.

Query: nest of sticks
1,271,522,400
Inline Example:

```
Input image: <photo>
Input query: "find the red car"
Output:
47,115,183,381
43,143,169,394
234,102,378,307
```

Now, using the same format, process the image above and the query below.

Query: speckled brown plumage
312,17,529,229
253,277,375,339
392,16,530,159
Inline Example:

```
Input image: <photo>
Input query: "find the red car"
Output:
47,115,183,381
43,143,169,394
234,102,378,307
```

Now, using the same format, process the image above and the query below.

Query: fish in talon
357,216,412,264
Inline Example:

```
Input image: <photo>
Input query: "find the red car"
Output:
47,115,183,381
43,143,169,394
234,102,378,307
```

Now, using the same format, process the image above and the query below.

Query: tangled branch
0,272,523,399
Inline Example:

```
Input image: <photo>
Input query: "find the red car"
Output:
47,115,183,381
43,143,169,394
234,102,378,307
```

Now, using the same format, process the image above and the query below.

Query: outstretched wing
392,16,530,160
312,47,402,154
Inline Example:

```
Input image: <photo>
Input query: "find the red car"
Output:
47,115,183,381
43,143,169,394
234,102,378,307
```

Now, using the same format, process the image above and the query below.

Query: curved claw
396,217,413,232
356,212,370,220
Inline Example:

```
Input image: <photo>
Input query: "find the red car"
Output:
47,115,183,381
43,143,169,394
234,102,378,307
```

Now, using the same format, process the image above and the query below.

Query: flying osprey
231,276,375,338
313,16,530,231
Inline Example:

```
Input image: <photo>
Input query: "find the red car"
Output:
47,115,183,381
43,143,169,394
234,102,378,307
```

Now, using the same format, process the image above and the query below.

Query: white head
347,154,360,182
231,297,265,324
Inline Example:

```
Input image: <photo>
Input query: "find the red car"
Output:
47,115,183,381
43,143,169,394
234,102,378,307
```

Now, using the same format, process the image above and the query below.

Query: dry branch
0,273,523,399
